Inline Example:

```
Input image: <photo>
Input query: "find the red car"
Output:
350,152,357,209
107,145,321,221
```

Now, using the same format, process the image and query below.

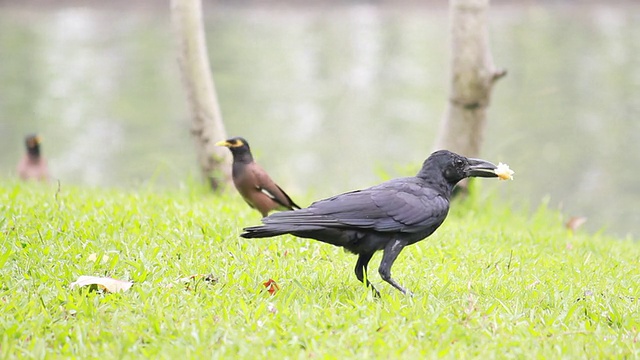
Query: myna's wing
252,165,301,210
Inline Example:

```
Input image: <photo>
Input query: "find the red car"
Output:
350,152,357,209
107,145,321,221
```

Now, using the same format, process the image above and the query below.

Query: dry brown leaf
70,276,133,293
263,278,280,295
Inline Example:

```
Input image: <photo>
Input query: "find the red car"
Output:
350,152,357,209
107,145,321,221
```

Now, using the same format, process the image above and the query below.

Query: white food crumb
495,162,514,180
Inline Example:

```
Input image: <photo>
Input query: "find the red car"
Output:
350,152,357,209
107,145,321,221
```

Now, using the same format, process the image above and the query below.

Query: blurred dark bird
17,134,49,182
242,150,502,296
216,137,300,217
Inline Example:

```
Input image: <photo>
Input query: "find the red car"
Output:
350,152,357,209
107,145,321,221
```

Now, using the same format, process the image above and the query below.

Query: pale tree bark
171,0,232,190
434,0,506,165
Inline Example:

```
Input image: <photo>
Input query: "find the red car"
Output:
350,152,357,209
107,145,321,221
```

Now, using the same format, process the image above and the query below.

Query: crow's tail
240,225,291,239
241,208,337,239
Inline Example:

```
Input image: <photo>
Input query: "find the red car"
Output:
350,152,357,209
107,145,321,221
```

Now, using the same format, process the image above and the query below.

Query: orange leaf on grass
263,278,280,295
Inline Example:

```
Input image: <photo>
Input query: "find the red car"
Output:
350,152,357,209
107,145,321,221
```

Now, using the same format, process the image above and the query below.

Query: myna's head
421,150,501,184
215,137,252,160
25,134,42,156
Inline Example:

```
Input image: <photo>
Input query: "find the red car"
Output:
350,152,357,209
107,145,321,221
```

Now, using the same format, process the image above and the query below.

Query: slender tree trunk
171,0,231,190
434,0,506,160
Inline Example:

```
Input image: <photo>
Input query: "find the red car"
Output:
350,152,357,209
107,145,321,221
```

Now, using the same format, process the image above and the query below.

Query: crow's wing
262,178,449,234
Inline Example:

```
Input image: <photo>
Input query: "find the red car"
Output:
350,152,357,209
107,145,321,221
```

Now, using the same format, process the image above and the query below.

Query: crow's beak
466,158,499,178
215,140,231,147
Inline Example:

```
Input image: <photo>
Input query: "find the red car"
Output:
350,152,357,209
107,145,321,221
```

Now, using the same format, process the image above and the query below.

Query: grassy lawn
1,180,638,358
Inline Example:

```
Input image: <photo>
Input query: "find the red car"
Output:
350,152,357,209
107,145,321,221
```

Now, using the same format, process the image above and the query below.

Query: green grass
1,180,639,359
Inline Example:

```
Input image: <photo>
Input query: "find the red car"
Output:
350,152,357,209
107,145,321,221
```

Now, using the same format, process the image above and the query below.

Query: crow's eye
454,158,464,167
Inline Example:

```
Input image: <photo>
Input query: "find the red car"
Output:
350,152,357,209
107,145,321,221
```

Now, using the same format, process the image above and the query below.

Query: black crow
241,150,503,296
216,137,300,217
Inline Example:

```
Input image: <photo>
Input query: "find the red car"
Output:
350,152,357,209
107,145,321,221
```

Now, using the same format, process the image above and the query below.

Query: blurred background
1,1,639,237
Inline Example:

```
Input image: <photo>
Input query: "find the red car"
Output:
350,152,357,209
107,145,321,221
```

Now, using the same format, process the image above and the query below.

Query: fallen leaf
87,253,109,263
70,276,133,293
263,278,280,295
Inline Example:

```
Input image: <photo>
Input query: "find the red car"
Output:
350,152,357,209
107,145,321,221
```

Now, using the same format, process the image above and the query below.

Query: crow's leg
354,252,380,297
379,239,411,295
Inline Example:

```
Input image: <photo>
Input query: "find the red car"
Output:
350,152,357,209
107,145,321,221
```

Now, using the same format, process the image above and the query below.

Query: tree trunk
171,0,232,190
434,0,506,160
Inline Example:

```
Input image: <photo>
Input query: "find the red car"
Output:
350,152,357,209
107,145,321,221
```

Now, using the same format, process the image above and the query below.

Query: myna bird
17,134,49,182
242,150,510,296
216,137,300,217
